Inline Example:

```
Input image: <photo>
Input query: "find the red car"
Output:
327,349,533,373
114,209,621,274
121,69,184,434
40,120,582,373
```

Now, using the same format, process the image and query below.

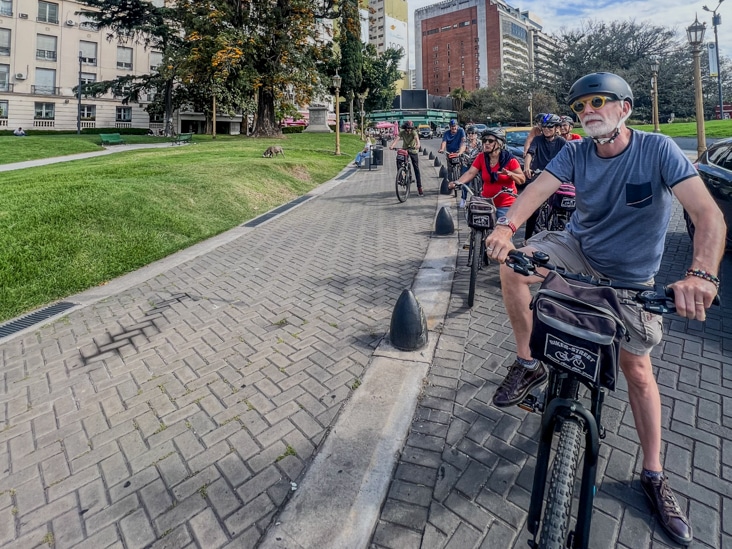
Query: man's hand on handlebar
667,275,719,322
484,226,516,263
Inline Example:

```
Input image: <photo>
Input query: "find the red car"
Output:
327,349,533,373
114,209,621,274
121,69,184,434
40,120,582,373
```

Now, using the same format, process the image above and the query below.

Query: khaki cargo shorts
525,231,664,356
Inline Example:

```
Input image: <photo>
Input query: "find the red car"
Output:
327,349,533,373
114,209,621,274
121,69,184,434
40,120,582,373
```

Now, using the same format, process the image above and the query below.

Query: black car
684,137,732,252
418,124,433,139
505,130,529,169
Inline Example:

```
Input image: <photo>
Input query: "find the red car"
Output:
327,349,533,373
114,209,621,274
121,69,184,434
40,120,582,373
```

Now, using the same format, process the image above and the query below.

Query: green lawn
623,119,732,138
0,133,362,322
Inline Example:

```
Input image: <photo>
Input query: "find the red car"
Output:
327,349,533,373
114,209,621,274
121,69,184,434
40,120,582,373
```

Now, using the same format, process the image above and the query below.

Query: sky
406,0,732,70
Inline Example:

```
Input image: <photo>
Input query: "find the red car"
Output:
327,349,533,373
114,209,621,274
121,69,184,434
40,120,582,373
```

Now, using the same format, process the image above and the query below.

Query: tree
361,45,403,112
337,0,363,133
449,88,469,117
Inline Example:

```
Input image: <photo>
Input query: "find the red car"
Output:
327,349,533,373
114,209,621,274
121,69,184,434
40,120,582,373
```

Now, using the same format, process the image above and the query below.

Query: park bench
99,133,125,146
171,132,193,146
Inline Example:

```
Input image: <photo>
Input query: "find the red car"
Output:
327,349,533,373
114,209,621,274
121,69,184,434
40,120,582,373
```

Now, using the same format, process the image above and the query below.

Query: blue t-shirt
545,130,697,283
442,128,466,153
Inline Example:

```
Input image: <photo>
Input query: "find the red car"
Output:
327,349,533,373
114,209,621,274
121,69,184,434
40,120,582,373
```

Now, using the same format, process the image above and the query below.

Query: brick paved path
372,202,732,549
0,155,439,548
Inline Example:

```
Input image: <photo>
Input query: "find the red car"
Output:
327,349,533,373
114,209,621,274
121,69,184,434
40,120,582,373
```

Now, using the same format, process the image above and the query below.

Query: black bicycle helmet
534,113,547,125
559,115,574,126
541,114,561,128
402,120,414,130
567,72,634,107
466,125,476,135
481,128,506,147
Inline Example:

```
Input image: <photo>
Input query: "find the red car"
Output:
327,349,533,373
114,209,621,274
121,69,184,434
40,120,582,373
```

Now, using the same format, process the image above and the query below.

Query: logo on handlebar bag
543,334,601,382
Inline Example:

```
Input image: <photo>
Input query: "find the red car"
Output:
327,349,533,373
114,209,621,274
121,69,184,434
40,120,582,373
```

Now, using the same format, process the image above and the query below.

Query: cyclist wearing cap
559,116,582,141
523,113,566,239
438,119,466,156
390,120,424,196
448,128,524,217
485,72,726,547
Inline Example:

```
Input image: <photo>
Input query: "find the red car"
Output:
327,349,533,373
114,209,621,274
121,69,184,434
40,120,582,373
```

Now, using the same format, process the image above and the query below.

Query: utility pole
703,1,725,120
77,51,82,135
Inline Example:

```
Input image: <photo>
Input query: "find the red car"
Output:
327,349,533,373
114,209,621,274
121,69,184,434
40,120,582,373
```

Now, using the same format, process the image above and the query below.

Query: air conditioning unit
19,13,28,18
15,73,26,80
65,20,76,26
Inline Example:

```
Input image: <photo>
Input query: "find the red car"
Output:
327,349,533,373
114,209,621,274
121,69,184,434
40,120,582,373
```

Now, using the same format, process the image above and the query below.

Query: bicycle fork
526,389,605,549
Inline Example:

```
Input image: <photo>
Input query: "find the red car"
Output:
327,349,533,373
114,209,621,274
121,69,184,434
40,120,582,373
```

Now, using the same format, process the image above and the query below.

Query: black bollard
389,289,428,351
428,152,434,160
438,165,446,178
434,157,441,167
434,205,454,235
423,148,428,156
440,177,451,195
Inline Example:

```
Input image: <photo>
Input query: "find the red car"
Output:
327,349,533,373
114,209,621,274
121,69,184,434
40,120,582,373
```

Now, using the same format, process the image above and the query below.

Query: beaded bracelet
685,268,720,290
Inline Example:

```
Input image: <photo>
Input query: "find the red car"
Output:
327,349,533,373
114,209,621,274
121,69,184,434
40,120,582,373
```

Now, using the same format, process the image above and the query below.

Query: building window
0,28,10,56
0,0,11,17
80,41,97,65
80,72,96,85
116,46,133,70
80,104,95,120
0,99,7,118
150,51,162,71
34,67,55,94
0,64,8,92
37,1,59,24
36,34,57,61
116,106,132,121
34,102,54,119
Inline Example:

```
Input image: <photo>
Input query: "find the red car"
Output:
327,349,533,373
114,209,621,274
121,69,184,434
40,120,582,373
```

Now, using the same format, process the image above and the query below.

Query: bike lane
372,202,732,549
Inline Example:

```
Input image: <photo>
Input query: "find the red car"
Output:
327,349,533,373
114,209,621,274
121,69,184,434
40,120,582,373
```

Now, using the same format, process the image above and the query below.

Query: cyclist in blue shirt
437,119,466,156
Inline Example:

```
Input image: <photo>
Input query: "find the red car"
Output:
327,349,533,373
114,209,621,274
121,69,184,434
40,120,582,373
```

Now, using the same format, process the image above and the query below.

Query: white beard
580,116,616,137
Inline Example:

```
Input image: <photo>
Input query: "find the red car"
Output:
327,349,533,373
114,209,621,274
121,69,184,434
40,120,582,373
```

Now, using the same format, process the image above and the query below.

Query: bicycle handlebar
505,250,721,315
455,183,517,201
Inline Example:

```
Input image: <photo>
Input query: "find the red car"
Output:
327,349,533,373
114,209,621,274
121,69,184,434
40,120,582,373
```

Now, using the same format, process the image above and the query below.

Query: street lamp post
77,51,82,135
651,56,660,133
687,16,707,158
333,72,341,156
703,0,725,120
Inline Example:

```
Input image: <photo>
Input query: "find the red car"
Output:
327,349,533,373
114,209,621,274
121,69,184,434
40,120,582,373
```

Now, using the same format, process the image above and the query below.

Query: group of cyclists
388,71,727,547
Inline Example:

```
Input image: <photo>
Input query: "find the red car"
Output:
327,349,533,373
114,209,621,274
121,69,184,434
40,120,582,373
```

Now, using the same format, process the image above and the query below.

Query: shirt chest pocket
625,182,653,208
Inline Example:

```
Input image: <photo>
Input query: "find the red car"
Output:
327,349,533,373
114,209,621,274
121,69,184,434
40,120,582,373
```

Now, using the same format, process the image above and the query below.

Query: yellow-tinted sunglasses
570,95,617,114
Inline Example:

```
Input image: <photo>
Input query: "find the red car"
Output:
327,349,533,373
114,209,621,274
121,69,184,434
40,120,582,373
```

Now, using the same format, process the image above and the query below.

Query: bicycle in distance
455,184,517,308
395,148,414,202
535,179,576,233
443,150,463,183
504,250,720,549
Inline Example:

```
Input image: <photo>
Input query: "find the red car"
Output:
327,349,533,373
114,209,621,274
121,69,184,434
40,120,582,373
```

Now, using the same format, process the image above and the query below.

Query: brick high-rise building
414,0,557,95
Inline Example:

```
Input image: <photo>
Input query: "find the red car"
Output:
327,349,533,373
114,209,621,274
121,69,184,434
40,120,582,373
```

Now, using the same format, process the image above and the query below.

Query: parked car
435,125,448,137
504,127,532,169
472,123,488,134
418,124,433,139
684,137,732,252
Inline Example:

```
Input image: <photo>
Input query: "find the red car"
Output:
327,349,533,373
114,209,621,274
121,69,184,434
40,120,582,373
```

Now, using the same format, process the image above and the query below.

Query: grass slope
0,133,362,322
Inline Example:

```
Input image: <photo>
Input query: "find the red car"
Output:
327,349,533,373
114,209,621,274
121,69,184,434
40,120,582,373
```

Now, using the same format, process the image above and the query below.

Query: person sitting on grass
13,127,26,137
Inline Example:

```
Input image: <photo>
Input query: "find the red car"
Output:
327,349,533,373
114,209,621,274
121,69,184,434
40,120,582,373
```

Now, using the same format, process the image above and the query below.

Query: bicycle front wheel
535,204,550,233
468,230,482,307
538,417,583,549
395,167,410,202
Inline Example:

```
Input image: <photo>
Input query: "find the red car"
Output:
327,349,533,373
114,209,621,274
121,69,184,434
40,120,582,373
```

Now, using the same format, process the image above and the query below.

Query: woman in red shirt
449,129,525,217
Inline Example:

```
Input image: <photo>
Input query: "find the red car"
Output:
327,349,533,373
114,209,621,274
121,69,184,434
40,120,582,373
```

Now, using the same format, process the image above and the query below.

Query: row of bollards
389,143,456,352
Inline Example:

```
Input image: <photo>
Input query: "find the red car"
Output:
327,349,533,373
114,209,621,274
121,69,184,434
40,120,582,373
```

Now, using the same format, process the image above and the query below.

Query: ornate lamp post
333,72,342,155
651,56,660,133
703,0,725,120
687,16,707,157
358,88,369,140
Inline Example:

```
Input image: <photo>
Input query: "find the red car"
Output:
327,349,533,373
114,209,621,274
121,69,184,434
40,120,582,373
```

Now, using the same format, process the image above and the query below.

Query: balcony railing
0,83,13,92
33,119,55,127
31,85,60,95
115,122,132,128
0,119,7,127
0,47,10,56
116,61,133,70
37,17,59,24
36,50,57,61
79,22,99,31
81,121,95,129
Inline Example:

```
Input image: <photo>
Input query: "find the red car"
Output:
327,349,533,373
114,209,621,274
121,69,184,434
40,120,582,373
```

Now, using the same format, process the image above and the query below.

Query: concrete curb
259,164,459,549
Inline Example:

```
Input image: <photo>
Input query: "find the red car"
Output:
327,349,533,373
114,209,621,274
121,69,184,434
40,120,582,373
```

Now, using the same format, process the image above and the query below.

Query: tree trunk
164,78,174,137
253,86,282,137
349,94,354,133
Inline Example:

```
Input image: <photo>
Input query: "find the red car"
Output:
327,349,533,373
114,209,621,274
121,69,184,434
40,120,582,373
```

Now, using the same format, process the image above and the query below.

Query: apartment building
0,0,164,133
367,0,409,90
414,0,557,94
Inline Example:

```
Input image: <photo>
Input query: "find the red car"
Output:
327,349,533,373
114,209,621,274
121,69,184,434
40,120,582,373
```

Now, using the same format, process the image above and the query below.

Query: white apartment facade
0,0,166,133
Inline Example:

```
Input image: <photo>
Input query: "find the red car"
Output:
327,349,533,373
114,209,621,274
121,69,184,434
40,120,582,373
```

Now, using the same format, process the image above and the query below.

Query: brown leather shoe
492,360,547,408
641,473,693,546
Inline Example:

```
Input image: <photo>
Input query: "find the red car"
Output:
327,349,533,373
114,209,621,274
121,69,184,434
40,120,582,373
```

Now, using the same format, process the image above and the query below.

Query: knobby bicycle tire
535,203,551,233
395,166,410,202
468,229,482,307
538,417,583,549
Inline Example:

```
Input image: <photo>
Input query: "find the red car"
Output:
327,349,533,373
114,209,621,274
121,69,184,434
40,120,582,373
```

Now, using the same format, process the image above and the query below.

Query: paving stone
120,508,156,549
189,507,229,548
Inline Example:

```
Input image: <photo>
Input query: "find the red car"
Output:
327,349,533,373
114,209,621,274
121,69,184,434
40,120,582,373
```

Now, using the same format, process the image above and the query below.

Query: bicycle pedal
517,389,544,413
463,243,470,250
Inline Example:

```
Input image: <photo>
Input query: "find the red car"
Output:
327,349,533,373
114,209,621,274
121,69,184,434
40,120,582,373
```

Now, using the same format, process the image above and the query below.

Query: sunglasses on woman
570,95,617,114
482,138,497,144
